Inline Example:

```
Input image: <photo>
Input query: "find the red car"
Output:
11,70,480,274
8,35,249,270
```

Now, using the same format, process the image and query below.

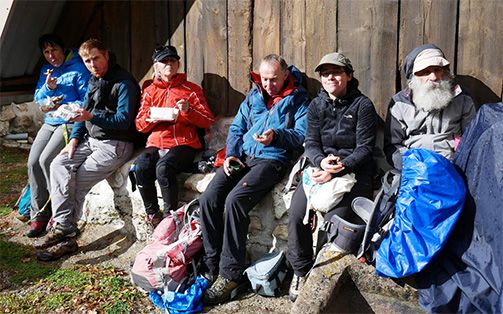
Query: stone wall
80,158,295,261
0,101,43,149
2,104,299,261
78,117,297,261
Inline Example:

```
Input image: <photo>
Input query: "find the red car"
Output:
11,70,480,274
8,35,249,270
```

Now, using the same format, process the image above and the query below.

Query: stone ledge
292,245,421,314
80,153,296,261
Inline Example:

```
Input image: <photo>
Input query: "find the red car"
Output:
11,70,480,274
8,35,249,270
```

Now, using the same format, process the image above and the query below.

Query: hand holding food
45,69,57,90
253,128,275,146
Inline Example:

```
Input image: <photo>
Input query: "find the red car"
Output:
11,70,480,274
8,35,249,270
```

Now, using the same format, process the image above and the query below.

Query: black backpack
353,169,401,263
318,169,401,259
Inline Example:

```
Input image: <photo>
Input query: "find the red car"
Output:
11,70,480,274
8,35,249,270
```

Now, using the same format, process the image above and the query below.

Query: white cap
412,48,450,74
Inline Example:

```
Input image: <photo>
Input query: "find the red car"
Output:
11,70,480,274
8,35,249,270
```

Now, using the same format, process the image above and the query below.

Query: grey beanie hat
403,44,448,80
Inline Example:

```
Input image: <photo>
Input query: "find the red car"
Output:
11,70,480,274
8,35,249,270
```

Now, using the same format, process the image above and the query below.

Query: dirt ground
0,210,293,313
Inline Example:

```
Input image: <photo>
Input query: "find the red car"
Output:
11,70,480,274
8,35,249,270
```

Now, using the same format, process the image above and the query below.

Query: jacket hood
59,48,82,69
403,44,442,80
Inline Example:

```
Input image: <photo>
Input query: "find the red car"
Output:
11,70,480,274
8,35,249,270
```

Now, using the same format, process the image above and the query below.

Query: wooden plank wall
66,0,502,118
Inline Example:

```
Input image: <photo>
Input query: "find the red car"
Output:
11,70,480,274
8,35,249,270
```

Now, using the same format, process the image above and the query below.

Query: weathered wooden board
338,0,398,118
252,0,281,70
55,1,99,48
281,0,306,71
186,0,228,116
103,1,131,70
131,1,156,81
457,0,503,106
399,0,457,89
167,0,186,72
227,0,252,115
305,0,338,97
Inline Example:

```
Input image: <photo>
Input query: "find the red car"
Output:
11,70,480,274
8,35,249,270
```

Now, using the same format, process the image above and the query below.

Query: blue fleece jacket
226,65,310,164
34,48,91,125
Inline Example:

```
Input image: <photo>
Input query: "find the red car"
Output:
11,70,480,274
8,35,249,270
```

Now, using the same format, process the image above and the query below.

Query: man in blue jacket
34,39,140,260
201,54,309,304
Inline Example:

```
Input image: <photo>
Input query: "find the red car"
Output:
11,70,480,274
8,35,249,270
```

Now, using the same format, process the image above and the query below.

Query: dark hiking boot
26,220,49,238
203,275,245,305
202,272,218,287
36,238,78,261
288,274,307,302
33,224,78,250
145,211,163,228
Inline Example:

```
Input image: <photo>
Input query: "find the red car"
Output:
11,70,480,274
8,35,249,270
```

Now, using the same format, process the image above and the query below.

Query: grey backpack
244,250,288,297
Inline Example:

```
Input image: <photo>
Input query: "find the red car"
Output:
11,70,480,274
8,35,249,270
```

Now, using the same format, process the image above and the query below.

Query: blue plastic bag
376,148,466,278
15,184,31,219
149,276,208,313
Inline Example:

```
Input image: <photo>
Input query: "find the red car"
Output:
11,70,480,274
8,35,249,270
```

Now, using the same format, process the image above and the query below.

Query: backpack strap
282,155,308,193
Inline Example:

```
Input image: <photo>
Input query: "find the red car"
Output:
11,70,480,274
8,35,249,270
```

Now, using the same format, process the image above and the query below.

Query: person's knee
49,154,65,172
39,153,53,172
134,152,156,172
224,194,248,220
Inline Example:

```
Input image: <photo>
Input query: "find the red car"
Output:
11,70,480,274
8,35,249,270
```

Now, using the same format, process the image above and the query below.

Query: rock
184,173,215,193
272,223,288,241
0,121,9,136
10,102,43,136
249,216,262,235
0,104,16,121
292,244,420,314
2,139,19,148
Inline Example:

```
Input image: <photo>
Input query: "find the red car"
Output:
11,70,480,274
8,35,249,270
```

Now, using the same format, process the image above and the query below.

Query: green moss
0,206,12,216
43,292,73,310
0,236,55,284
46,268,90,289
104,300,133,314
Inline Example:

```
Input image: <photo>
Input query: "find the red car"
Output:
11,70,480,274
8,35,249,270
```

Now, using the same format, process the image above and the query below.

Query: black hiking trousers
134,146,196,215
287,179,373,277
199,157,287,282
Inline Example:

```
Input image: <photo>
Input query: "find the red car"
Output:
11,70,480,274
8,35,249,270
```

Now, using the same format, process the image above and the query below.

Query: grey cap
315,52,354,73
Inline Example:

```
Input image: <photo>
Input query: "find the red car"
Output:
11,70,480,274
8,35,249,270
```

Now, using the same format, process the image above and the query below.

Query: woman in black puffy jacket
287,52,378,302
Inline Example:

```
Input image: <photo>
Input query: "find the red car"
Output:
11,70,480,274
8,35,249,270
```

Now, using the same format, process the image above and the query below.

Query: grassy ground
0,146,28,208
0,146,154,313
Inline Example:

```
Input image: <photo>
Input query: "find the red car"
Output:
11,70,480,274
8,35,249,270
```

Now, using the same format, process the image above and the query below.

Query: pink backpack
131,199,202,292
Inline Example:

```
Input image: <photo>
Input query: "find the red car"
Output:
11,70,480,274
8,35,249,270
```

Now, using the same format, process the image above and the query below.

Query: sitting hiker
134,45,214,227
384,44,476,170
34,39,141,260
199,54,310,304
27,34,90,237
286,52,377,302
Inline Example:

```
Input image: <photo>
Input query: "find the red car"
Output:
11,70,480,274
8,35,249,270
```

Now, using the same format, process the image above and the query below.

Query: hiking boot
26,220,49,238
145,211,163,228
289,274,307,302
203,275,241,305
36,238,78,261
202,272,218,286
33,224,78,250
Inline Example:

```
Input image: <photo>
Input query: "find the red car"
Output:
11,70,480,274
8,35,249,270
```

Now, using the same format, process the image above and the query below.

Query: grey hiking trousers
28,123,69,221
50,137,134,229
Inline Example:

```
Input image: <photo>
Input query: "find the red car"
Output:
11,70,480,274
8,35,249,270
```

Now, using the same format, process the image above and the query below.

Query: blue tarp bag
376,148,466,278
15,184,31,219
149,276,208,313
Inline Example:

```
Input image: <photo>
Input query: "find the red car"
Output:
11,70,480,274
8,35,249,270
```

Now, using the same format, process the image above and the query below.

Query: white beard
409,76,454,112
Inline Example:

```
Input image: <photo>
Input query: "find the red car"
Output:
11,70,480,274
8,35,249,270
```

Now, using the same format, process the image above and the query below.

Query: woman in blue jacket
26,34,90,237
286,52,377,301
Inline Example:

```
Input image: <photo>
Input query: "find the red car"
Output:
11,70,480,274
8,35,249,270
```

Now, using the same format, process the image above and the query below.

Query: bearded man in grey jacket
384,44,476,170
